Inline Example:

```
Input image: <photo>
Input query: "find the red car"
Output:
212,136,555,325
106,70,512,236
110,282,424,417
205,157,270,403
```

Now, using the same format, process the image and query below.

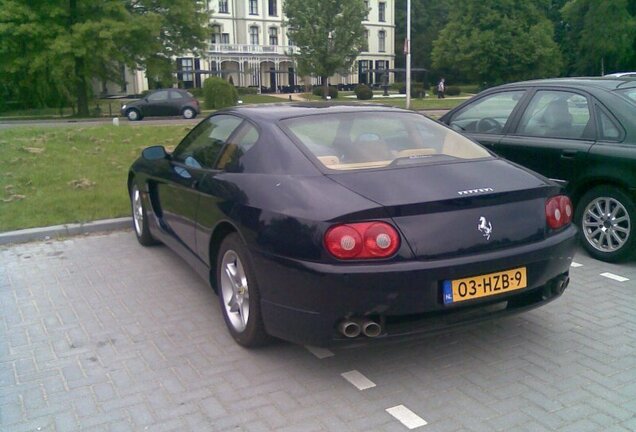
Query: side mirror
142,145,169,161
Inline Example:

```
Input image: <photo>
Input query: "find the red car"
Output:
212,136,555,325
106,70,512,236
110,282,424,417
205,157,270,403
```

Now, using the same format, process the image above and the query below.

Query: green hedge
312,85,339,99
354,84,373,100
203,77,238,109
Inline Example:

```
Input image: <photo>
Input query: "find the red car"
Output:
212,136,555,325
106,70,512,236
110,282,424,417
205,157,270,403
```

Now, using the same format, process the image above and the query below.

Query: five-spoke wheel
216,233,269,347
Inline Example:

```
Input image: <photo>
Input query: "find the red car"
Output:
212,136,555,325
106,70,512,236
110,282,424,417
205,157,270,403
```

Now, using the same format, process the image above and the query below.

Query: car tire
130,183,159,246
182,107,197,119
216,233,270,347
126,109,142,121
575,185,635,262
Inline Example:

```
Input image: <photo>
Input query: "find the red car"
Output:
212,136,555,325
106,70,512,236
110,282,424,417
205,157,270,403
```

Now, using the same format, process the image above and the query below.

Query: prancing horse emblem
478,216,493,240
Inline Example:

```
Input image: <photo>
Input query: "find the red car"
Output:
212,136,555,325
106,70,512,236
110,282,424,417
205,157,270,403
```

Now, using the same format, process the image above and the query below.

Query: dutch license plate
443,267,527,305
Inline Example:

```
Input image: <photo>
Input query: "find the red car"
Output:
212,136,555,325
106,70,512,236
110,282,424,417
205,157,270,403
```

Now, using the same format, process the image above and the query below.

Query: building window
379,2,386,22
364,1,369,19
269,27,278,46
218,0,229,13
268,0,277,16
249,0,258,15
211,25,221,44
249,26,259,45
363,30,369,51
378,30,386,52
178,58,194,83
221,33,230,44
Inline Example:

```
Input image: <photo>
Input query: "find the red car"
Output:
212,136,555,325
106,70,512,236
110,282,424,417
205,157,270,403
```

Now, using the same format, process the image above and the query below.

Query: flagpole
406,0,411,109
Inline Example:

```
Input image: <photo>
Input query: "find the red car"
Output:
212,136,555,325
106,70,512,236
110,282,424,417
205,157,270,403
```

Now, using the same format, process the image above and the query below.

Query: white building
97,0,395,95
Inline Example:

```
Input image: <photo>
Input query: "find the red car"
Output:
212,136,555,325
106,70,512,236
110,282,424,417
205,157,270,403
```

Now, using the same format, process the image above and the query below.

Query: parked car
128,104,577,347
440,78,636,262
120,88,200,121
604,72,636,78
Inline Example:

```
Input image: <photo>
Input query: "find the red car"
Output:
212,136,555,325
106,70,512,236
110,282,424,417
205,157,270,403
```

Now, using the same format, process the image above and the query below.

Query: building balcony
208,43,297,56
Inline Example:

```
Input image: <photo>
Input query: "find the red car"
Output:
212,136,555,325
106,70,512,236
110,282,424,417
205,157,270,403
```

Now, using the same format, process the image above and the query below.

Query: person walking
437,78,445,99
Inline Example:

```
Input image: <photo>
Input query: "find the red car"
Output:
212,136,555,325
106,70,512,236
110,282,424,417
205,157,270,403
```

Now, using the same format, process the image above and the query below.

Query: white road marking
570,262,583,268
600,272,630,282
304,345,334,359
341,370,376,390
386,405,427,429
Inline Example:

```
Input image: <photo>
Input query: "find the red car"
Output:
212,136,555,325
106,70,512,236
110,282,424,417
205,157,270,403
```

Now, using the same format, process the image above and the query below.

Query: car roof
493,77,636,91
218,103,410,122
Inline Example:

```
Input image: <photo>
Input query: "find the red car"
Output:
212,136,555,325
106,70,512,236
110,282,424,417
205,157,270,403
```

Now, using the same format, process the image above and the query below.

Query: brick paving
1,230,635,431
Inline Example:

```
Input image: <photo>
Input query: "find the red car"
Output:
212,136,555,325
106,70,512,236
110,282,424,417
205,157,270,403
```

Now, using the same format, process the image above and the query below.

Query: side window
169,90,184,100
147,91,169,102
517,90,591,139
597,107,621,141
449,91,525,134
172,115,243,169
216,123,260,171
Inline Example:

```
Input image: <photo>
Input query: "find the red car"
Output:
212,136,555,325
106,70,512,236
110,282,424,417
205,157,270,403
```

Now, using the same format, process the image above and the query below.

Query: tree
394,0,451,84
283,0,367,98
561,0,636,75
0,0,209,115
431,0,563,87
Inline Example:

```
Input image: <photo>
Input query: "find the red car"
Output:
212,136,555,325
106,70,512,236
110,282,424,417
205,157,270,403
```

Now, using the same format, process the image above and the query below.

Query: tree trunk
75,56,89,117
322,76,329,99
69,0,89,116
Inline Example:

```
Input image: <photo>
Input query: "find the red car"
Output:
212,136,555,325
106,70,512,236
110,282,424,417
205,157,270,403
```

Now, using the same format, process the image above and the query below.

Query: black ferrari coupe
128,104,578,347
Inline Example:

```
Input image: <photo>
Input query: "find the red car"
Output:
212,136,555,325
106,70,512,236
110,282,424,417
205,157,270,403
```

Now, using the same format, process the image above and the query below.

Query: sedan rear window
282,112,491,170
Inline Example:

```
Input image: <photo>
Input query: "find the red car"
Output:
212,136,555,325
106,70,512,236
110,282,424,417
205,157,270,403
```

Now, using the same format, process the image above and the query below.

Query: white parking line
386,405,428,429
570,262,583,268
304,345,334,359
341,370,376,390
600,272,630,282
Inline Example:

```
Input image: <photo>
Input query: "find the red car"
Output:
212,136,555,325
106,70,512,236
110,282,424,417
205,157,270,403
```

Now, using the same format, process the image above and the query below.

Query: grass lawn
0,124,189,232
0,93,469,232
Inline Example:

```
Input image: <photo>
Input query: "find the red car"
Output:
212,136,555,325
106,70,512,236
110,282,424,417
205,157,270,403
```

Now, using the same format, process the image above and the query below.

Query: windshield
281,112,491,171
616,88,636,106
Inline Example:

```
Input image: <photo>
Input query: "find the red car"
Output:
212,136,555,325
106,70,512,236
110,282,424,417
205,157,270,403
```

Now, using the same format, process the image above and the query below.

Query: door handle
560,149,577,159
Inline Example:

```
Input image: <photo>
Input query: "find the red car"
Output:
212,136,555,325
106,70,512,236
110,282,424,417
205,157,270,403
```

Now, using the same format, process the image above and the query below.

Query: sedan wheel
576,186,635,262
127,109,141,121
182,107,196,119
217,233,269,347
130,183,158,246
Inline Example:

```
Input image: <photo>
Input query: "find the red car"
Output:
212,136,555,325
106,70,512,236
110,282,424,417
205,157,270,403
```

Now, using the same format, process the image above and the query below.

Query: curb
0,217,131,246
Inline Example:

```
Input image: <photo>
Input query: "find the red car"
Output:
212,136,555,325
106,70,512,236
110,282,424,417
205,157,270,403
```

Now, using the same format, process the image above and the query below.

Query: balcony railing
208,43,297,56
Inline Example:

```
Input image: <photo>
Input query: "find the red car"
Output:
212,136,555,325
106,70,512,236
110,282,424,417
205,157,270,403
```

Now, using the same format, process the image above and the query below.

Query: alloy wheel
132,186,144,237
220,250,250,332
582,196,631,253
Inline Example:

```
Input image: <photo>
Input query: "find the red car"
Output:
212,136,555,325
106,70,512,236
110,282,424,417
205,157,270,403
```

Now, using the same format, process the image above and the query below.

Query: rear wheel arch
208,222,240,292
570,177,630,207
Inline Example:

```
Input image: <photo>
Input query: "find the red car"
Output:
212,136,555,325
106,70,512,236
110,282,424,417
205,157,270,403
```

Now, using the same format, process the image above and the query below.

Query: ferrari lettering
457,187,494,196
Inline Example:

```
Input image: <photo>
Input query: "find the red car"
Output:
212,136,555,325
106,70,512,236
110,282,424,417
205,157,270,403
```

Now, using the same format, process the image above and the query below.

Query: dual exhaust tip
338,317,383,338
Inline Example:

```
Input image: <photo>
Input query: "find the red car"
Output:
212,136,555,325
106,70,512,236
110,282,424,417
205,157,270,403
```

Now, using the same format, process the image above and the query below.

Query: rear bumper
251,226,578,346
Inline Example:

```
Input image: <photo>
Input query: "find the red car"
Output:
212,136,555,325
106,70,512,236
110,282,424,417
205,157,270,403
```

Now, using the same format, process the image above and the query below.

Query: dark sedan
121,88,200,121
441,78,636,262
128,104,577,347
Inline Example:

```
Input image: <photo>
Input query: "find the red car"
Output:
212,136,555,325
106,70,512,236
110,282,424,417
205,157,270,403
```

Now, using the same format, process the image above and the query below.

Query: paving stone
1,233,635,431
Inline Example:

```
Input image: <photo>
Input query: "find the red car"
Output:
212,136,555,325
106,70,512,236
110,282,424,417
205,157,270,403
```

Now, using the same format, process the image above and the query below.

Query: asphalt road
0,117,201,129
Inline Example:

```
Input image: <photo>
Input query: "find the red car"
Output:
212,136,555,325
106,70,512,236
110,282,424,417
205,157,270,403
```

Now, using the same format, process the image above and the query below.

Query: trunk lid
327,159,557,259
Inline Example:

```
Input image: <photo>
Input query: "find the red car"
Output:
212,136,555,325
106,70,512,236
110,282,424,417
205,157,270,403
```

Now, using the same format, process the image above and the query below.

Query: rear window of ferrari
281,111,491,170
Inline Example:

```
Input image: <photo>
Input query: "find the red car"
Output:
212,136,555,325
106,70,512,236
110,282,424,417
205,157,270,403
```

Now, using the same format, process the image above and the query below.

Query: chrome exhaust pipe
338,320,361,338
361,318,382,338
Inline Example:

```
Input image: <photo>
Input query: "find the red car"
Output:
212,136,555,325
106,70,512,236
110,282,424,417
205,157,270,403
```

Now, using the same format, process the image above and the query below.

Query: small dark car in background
441,78,636,262
121,88,200,121
128,104,577,347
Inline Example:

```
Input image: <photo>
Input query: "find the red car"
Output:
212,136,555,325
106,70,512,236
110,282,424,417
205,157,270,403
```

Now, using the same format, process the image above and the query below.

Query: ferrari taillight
546,195,573,230
325,222,400,259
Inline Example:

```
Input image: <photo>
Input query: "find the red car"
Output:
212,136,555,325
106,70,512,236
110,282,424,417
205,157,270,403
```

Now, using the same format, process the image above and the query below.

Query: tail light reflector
325,222,400,259
546,195,573,229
